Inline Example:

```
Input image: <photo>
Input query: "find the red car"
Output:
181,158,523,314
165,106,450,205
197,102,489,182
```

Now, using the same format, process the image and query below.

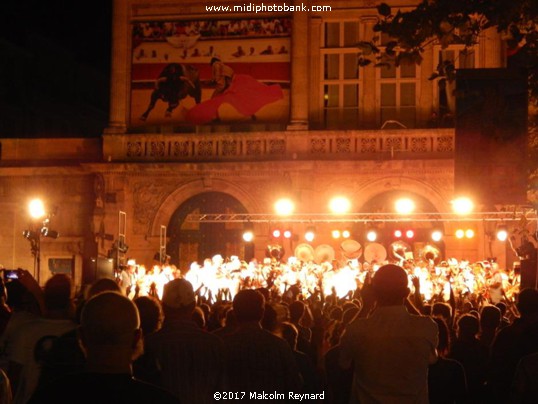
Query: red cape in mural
185,74,283,124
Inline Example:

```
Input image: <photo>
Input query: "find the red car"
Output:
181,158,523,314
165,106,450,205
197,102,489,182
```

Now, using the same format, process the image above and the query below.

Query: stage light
465,229,475,239
455,229,465,239
304,227,315,242
242,230,254,242
283,230,292,239
272,229,281,238
29,199,45,219
40,228,59,239
395,198,415,215
394,230,402,238
332,230,341,239
451,197,474,215
366,229,377,242
275,198,295,216
329,196,351,214
342,229,351,239
496,226,508,242
406,230,414,239
431,230,443,242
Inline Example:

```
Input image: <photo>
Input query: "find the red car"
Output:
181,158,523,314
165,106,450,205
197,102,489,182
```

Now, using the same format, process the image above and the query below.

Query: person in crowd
222,289,301,395
428,317,467,403
323,308,359,404
489,288,538,402
0,278,40,371
280,322,321,401
449,314,489,401
144,279,223,403
9,274,76,404
0,277,11,337
478,305,501,350
211,306,237,338
36,278,122,389
511,351,538,403
28,292,179,404
339,264,438,403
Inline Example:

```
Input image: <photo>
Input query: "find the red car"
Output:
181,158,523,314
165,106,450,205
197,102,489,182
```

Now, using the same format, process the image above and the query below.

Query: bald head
80,292,140,347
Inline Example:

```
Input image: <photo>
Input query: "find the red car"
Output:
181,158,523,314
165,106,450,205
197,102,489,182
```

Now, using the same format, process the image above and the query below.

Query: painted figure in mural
210,57,234,98
140,63,201,121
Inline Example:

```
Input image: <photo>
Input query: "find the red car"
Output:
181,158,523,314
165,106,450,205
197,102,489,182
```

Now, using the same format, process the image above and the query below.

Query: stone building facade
0,0,516,288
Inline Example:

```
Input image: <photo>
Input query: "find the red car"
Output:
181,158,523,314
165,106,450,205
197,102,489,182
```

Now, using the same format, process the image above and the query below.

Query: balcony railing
103,128,455,162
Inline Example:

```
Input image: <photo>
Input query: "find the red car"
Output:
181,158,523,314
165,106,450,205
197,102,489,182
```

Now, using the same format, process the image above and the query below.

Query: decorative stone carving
268,139,285,154
127,141,143,157
132,180,177,234
173,141,191,157
150,141,166,157
410,137,428,152
311,138,327,154
246,140,262,155
222,140,239,156
197,141,214,156
336,138,351,154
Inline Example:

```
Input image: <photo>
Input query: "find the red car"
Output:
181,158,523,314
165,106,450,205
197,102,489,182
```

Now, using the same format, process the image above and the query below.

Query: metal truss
186,209,537,224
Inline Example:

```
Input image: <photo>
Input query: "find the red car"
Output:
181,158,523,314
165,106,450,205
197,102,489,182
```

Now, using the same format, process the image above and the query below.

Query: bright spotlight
342,230,351,239
366,230,377,242
395,198,415,215
272,229,281,238
283,230,292,239
29,199,45,219
496,226,508,242
329,197,351,214
242,230,254,242
394,230,402,238
406,229,414,239
465,229,475,239
305,228,315,242
452,197,474,215
275,199,295,216
431,230,443,242
455,229,465,239
332,230,341,239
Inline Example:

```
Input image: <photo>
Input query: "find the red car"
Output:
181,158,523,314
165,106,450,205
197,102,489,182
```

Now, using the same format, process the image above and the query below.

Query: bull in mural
140,63,201,121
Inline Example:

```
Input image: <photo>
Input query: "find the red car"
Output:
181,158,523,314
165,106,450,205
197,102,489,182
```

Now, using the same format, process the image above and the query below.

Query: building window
321,21,362,129
433,46,478,127
377,55,419,128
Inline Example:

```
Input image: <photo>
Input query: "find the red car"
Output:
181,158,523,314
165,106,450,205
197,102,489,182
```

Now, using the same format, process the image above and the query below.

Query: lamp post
23,199,59,284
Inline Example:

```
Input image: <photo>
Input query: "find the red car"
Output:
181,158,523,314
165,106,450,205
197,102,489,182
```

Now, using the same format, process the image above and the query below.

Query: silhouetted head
233,289,265,323
372,264,409,306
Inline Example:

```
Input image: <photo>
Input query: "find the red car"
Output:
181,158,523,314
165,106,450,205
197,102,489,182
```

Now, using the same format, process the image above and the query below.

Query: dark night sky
0,0,113,74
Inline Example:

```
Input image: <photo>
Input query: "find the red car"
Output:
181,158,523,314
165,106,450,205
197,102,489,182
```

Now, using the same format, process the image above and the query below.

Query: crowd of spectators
133,19,291,42
0,263,536,403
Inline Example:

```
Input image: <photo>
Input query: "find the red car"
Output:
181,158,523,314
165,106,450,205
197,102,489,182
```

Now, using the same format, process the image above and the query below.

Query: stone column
287,4,309,130
104,0,129,134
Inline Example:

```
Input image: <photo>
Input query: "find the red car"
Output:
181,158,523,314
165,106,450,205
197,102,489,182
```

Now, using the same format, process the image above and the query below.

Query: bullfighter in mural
140,63,201,121
185,56,283,124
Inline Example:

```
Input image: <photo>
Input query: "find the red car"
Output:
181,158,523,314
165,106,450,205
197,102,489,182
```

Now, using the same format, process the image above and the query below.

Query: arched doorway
167,192,254,269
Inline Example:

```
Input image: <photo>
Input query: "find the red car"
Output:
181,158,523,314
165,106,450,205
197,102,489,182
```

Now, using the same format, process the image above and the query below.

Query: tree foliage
359,0,538,102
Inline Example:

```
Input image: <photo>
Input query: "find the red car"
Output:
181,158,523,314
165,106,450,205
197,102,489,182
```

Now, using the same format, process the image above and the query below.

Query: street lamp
23,199,59,284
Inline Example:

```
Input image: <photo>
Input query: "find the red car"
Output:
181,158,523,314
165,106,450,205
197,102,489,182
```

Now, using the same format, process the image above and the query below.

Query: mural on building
130,18,291,127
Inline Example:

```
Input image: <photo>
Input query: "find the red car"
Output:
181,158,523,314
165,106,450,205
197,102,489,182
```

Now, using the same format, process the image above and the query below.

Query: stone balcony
103,128,455,163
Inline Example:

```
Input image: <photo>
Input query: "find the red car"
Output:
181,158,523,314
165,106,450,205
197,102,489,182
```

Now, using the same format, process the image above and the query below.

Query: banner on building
130,18,291,128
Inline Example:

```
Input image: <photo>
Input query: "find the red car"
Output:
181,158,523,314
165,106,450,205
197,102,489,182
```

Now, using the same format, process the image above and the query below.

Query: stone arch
151,178,260,237
352,176,451,214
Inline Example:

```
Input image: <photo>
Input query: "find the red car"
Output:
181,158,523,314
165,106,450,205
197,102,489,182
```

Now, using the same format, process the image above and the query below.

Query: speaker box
520,259,538,290
83,257,115,284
